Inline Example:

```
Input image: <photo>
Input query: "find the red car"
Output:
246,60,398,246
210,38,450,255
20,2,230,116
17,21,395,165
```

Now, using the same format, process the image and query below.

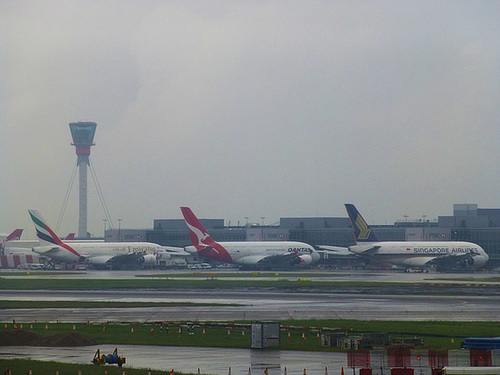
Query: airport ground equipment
92,348,126,367
461,337,500,350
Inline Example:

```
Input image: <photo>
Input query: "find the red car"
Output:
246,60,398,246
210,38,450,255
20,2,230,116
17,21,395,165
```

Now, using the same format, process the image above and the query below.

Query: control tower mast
69,122,97,238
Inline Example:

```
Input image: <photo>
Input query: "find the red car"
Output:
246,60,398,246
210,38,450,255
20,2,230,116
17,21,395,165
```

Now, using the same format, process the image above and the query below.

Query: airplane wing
159,246,191,257
316,245,353,256
80,253,153,266
32,246,62,257
236,252,313,267
350,245,381,254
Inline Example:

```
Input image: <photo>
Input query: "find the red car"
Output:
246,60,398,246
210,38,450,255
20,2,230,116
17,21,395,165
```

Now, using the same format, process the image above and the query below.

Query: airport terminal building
106,204,500,268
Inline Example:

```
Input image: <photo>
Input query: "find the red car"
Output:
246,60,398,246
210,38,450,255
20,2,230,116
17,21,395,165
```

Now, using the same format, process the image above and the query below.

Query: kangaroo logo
185,221,211,248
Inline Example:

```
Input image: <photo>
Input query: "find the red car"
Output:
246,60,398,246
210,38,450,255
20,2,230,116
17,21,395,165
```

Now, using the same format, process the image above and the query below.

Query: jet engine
297,254,313,265
140,254,157,267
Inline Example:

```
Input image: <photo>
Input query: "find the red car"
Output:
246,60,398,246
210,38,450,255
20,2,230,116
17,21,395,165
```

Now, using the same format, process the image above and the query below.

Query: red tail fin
180,207,216,250
180,207,233,263
4,229,23,242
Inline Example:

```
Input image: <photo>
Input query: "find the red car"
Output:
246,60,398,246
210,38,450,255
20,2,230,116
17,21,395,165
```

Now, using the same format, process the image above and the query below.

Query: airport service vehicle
181,207,319,268
28,210,165,267
345,204,489,271
461,337,500,350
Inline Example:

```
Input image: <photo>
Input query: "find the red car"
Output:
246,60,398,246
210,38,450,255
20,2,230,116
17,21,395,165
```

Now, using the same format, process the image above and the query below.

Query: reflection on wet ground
0,345,346,375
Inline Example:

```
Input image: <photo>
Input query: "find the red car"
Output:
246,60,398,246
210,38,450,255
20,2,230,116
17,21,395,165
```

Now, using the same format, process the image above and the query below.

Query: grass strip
0,278,404,290
3,320,500,351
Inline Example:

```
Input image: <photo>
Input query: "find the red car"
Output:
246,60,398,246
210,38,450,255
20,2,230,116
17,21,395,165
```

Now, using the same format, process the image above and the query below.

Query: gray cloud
1,1,499,238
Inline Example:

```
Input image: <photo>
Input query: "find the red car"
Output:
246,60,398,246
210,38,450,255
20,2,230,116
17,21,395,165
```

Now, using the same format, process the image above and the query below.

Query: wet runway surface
1,269,499,373
0,345,347,375
2,286,500,322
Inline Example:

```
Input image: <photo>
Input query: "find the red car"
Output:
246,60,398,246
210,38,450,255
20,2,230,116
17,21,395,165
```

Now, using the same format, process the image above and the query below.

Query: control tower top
69,122,97,155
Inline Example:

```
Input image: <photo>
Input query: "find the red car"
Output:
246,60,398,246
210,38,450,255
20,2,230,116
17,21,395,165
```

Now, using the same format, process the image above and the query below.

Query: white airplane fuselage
349,241,488,269
33,242,161,264
186,241,319,266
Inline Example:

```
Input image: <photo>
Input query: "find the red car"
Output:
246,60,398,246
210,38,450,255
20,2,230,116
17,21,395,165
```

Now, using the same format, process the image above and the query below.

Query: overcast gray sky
1,1,499,239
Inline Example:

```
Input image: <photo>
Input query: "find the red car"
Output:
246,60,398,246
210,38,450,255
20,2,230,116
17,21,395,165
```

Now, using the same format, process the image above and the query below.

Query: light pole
261,217,265,241
421,215,426,241
118,219,122,242
102,219,107,239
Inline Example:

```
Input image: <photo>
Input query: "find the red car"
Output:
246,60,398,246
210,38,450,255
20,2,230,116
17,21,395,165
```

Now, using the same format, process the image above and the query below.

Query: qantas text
288,247,313,254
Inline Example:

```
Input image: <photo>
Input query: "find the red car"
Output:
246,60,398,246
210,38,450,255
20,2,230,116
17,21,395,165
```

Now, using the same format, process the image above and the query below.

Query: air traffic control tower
69,122,97,238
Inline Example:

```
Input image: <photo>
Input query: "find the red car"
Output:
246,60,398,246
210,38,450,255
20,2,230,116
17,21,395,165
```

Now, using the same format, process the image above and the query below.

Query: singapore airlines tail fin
180,207,218,250
345,204,379,243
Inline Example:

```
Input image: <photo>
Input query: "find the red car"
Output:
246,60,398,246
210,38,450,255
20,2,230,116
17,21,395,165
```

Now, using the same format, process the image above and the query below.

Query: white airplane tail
28,210,81,258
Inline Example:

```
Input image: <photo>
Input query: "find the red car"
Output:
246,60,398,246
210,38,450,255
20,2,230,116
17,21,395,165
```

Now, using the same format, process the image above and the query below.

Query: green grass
2,277,499,292
0,277,389,289
3,320,499,351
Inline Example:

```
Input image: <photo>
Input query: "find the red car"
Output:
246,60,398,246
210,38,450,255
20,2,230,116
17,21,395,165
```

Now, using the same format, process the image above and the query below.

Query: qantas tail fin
345,204,379,243
4,229,23,242
180,207,217,250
